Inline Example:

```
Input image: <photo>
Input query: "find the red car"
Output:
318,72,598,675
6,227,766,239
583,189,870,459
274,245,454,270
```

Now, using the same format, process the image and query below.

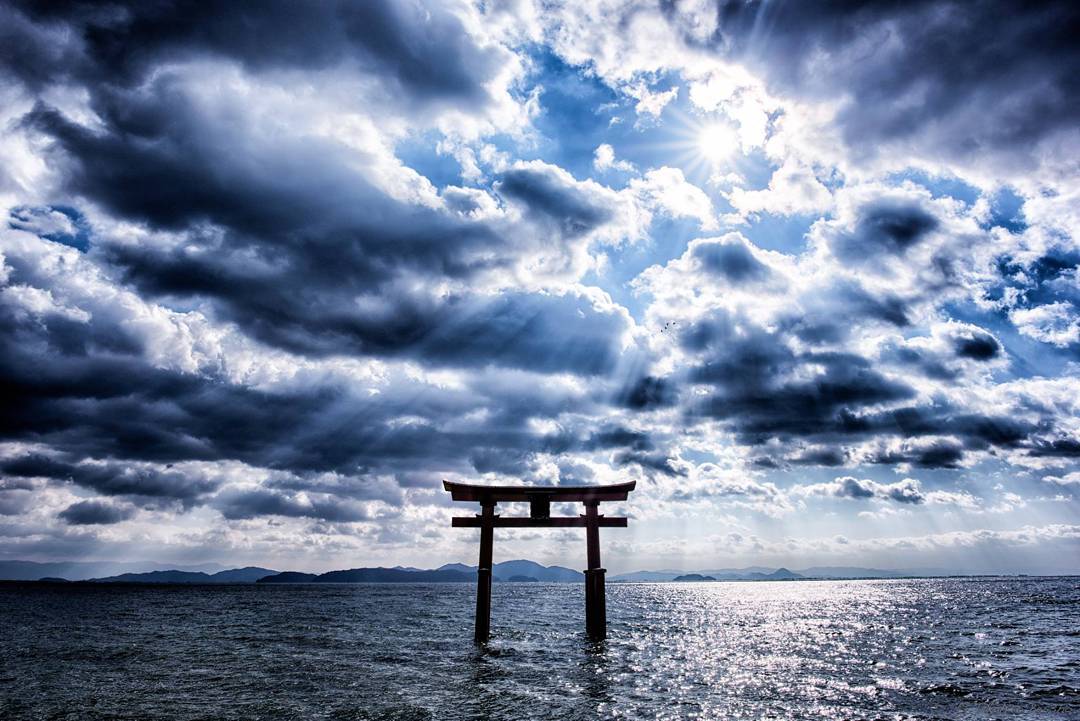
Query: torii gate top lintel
444,479,635,642
442,479,635,504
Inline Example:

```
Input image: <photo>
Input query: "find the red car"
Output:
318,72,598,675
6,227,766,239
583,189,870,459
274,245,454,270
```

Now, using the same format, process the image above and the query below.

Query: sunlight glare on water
1,577,1077,720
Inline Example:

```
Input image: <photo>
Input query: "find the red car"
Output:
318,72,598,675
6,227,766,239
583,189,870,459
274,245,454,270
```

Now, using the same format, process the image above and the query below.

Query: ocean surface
1,577,1077,720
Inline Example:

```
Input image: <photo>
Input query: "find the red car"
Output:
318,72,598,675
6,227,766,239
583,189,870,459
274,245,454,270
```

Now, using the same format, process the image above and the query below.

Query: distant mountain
493,560,583,582
507,575,539,582
613,568,803,582
612,566,932,582
258,571,318,583
91,567,278,583
0,559,228,581
94,570,213,583
209,567,278,582
318,568,473,583
3,559,976,586
700,566,777,577
255,560,585,584
258,567,473,583
673,574,715,582
438,560,584,582
437,563,476,574
609,570,683,582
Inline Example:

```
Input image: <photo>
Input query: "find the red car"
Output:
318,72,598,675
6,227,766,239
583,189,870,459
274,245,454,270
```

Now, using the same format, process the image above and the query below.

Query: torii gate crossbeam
444,480,635,642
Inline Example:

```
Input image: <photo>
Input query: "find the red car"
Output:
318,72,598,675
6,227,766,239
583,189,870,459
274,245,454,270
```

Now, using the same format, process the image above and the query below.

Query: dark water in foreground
1,578,1077,720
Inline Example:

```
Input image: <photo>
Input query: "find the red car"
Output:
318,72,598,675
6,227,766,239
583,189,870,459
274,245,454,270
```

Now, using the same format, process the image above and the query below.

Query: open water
1,577,1077,720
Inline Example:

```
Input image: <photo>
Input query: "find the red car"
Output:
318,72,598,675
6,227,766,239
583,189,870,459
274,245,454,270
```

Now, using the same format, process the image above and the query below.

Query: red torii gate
444,480,635,641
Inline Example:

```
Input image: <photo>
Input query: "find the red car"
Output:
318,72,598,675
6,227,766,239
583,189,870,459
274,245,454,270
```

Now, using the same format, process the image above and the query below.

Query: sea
1,577,1077,720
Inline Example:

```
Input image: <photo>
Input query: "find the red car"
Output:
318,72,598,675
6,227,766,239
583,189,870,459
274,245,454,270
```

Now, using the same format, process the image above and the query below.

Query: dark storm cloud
789,447,848,467
696,0,1080,165
683,311,917,440
691,237,770,282
496,166,613,238
952,332,1001,361
583,426,654,452
829,201,939,262
880,343,958,381
469,448,536,477
405,292,627,376
879,326,1005,381
677,309,1052,467
615,375,678,410
781,279,911,345
832,477,875,500
865,408,1032,451
19,93,627,375
1027,437,1080,458
23,95,500,265
612,450,685,477
534,424,679,477
0,279,630,505
869,442,967,469
58,500,135,525
1,0,503,105
0,456,220,505
0,455,76,481
5,0,634,378
213,488,371,523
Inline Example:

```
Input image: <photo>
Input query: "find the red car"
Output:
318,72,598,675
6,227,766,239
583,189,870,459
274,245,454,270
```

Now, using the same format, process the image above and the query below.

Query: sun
697,123,738,165
638,111,742,181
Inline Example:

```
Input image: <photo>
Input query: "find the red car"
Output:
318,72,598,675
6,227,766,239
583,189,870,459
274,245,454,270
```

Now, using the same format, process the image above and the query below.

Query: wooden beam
451,516,627,528
474,501,495,643
584,501,606,639
443,480,635,503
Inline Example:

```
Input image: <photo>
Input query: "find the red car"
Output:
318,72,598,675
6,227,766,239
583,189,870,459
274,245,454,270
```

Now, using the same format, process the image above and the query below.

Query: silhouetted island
0,559,975,585
90,567,278,583
673,573,716,582
257,561,582,584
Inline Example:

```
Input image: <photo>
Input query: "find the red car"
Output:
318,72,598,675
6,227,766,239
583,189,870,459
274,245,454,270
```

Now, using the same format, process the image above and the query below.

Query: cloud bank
0,0,1076,572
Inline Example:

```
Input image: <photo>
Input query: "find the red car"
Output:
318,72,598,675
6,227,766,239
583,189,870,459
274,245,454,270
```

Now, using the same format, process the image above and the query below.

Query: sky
0,0,1078,575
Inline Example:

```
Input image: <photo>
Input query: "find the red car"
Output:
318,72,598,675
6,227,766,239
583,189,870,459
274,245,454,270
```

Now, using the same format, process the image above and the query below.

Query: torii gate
444,480,635,641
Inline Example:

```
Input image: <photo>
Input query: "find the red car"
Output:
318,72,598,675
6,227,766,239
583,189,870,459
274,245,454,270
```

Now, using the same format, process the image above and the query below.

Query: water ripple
1,577,1077,720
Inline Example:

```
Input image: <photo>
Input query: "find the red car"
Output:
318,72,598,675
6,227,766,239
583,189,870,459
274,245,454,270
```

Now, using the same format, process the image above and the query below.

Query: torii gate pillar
445,480,635,642
583,500,606,638
474,500,495,643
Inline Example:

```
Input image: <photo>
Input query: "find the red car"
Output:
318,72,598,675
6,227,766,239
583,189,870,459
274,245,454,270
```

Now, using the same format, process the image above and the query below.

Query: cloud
1009,302,1080,348
827,200,940,262
1,0,512,107
213,488,372,523
952,332,1001,361
593,143,635,173
497,163,615,240
0,1,1076,570
614,375,678,411
690,234,772,283
58,500,136,525
1,456,221,505
797,476,926,505
726,159,832,217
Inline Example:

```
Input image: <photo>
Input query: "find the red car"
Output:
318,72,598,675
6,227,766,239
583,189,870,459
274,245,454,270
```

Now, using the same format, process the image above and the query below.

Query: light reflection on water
1,577,1077,720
